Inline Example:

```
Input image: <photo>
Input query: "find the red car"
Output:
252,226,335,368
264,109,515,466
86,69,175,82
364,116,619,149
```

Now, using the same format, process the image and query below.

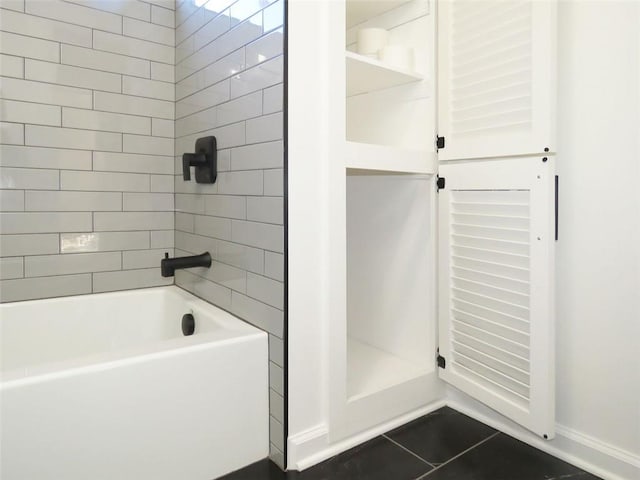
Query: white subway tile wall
0,0,285,468
174,0,284,467
0,0,175,302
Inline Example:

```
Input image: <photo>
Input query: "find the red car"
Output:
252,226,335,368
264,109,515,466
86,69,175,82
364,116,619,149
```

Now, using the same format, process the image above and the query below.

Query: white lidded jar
378,45,415,71
357,28,389,57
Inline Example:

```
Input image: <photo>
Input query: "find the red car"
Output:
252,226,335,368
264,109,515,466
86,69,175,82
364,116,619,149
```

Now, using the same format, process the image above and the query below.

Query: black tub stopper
182,313,195,336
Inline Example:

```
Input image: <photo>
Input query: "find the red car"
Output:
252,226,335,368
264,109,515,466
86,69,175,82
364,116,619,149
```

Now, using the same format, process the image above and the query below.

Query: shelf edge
346,51,424,96
345,142,437,174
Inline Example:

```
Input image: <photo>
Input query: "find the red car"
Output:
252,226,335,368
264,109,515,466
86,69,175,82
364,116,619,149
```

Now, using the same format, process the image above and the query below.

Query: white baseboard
287,399,446,471
447,393,640,480
287,394,639,480
286,424,330,470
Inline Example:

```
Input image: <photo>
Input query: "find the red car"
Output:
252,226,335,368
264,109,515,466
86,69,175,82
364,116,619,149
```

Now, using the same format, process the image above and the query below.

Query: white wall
554,0,639,458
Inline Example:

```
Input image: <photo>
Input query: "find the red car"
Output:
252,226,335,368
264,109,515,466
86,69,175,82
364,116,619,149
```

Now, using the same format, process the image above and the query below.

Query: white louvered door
437,0,556,160
436,0,557,438
437,156,556,438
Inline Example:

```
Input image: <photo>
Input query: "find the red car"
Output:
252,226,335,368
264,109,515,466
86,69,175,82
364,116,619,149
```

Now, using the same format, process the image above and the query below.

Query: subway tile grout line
175,40,266,84
92,39,175,60
382,435,437,470
0,22,131,53
175,1,281,54
414,432,501,480
0,145,174,159
1,98,173,122
18,56,174,86
19,2,168,30
175,83,281,121
176,24,282,77
174,118,282,143
3,31,174,67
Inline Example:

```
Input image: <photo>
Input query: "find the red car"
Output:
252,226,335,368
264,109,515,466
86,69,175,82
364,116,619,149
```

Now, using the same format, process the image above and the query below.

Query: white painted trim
288,393,640,479
447,394,640,480
554,425,640,474
287,399,446,471
286,424,330,470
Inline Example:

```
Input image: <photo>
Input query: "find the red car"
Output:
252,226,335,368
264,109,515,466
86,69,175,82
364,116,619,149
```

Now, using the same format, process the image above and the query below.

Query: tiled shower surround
0,0,285,469
173,0,285,467
0,0,176,300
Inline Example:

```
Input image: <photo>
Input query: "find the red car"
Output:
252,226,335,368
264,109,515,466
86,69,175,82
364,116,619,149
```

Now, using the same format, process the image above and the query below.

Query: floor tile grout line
414,431,501,480
382,434,437,470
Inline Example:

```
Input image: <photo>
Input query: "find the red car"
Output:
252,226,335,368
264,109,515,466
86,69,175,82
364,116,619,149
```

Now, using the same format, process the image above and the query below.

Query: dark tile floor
219,407,602,480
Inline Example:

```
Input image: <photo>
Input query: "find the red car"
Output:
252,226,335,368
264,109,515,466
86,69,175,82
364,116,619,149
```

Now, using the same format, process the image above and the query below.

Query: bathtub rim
0,286,267,388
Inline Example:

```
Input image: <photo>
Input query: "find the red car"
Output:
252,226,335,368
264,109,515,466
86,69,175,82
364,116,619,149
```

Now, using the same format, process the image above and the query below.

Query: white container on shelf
379,45,415,71
357,28,389,56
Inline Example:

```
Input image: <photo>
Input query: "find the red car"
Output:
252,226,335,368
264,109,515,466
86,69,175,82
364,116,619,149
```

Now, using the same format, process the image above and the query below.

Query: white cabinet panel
438,0,556,160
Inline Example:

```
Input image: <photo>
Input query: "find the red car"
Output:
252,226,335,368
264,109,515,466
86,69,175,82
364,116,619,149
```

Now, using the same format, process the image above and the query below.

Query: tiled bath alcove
0,0,285,467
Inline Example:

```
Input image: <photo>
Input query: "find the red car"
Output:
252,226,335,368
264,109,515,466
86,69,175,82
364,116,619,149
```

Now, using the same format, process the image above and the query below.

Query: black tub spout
161,252,211,277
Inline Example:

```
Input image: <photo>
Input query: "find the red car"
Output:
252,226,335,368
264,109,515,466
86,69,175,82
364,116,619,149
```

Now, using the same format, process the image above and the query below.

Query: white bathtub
0,286,269,480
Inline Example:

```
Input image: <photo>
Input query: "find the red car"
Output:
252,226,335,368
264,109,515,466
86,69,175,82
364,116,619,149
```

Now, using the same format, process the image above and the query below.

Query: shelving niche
346,174,435,402
344,0,433,173
340,0,440,426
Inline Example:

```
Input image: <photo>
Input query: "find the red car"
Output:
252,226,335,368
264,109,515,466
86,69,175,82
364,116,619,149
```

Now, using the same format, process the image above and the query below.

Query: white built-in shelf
345,141,437,174
346,0,413,28
347,337,427,401
346,51,423,96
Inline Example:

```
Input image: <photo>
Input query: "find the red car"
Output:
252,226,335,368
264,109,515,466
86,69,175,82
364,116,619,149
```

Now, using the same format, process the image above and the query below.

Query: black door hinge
437,354,446,369
436,176,445,191
436,136,445,149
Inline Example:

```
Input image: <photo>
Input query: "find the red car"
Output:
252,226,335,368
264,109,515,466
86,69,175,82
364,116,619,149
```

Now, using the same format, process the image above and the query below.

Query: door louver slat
453,1,528,31
453,357,530,406
453,350,530,401
452,277,529,306
453,298,529,333
452,312,530,352
452,235,529,255
453,247,529,269
454,330,530,370
452,340,530,387
452,266,529,293
452,319,529,358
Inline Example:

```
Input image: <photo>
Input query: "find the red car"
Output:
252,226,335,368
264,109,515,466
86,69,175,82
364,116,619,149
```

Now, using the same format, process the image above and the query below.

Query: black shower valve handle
182,153,193,181
182,152,207,181
181,136,217,184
